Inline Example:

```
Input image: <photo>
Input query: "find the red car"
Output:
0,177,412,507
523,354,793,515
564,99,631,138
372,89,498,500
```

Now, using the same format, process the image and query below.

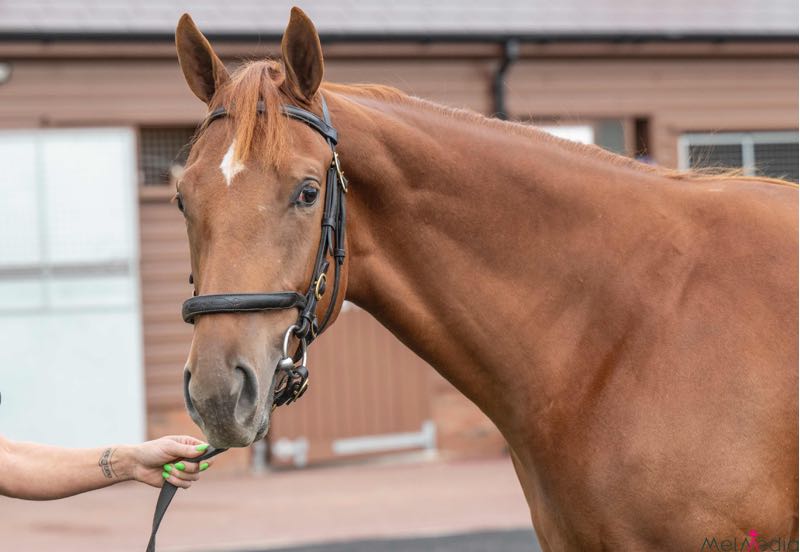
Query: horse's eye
174,193,185,213
297,185,319,206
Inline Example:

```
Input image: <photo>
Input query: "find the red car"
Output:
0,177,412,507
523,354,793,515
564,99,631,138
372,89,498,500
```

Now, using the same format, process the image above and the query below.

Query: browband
207,100,338,144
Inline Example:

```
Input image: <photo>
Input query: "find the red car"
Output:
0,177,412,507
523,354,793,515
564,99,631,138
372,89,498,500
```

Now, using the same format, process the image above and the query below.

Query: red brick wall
428,372,508,460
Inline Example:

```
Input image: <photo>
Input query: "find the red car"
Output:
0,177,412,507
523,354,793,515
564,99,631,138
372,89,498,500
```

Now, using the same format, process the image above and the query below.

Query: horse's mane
324,84,797,188
202,60,796,188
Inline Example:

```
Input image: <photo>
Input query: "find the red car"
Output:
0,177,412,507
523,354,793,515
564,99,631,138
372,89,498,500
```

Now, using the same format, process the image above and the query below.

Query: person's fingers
164,458,213,475
171,461,199,474
178,461,199,473
161,437,209,459
164,465,200,482
164,435,204,446
161,470,193,489
188,458,215,472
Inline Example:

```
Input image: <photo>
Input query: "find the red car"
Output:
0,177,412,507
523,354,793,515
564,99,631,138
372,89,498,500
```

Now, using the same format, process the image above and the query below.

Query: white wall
0,128,144,447
538,125,595,145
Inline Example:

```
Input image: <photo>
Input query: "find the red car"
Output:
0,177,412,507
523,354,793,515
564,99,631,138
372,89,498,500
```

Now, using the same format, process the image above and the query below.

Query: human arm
0,434,213,500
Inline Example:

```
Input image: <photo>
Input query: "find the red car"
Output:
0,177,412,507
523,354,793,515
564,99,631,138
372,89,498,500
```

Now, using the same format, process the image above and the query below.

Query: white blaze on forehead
219,140,245,186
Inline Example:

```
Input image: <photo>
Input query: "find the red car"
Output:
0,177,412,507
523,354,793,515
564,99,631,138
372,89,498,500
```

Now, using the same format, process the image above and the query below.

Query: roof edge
0,30,796,43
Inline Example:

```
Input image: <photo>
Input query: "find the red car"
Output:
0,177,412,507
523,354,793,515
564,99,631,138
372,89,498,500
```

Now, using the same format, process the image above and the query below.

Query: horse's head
174,8,346,447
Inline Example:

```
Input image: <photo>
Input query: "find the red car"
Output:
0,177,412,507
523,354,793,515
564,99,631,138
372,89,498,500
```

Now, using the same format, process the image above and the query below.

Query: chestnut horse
174,8,798,551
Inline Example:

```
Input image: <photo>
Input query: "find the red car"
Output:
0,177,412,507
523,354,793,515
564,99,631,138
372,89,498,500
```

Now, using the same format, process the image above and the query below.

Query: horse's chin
202,403,271,448
254,410,271,442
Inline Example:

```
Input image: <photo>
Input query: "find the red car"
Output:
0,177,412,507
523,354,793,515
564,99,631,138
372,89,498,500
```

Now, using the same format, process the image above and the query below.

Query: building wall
0,42,795,466
506,57,798,166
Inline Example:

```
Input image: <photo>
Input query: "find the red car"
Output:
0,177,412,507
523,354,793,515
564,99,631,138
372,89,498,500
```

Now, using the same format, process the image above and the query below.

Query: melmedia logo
701,530,799,552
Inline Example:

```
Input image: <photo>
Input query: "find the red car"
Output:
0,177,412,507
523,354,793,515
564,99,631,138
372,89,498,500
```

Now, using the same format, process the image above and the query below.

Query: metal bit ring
281,324,308,367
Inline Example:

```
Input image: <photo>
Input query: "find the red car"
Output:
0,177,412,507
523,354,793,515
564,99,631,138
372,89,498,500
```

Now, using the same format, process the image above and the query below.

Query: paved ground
0,456,535,552
238,529,540,552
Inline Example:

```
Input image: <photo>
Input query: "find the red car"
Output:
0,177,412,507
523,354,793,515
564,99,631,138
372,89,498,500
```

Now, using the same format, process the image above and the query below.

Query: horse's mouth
254,415,270,442
252,368,282,442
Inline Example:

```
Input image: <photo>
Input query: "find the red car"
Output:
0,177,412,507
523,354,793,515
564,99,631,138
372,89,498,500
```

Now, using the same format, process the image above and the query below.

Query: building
0,1,796,471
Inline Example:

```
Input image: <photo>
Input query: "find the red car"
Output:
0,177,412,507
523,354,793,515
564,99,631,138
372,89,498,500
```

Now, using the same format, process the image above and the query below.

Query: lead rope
145,446,226,552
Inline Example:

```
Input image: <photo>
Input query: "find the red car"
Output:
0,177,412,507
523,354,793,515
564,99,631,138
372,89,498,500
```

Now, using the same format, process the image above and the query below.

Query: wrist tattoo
98,447,118,479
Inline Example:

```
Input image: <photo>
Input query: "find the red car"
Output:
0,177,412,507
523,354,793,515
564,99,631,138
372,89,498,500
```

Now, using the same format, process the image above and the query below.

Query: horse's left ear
281,7,324,102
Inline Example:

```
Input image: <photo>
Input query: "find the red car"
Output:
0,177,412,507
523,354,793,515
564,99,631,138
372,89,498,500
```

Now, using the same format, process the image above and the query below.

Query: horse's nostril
234,364,259,422
183,369,201,422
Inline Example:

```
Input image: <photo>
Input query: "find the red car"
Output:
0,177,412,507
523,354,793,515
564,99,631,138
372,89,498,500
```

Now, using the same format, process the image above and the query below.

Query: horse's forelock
207,60,290,168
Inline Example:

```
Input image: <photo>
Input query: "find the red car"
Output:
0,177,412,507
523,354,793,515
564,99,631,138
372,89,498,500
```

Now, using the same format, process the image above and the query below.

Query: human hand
120,435,214,489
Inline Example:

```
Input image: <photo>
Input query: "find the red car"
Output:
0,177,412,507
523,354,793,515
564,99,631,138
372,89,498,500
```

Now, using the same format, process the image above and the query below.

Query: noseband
181,94,347,407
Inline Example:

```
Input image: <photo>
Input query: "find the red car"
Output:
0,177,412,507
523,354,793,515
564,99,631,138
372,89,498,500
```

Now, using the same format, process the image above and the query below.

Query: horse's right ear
175,14,229,104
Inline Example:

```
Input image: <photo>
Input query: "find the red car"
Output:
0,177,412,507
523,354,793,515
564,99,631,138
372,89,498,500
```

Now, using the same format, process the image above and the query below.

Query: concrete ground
245,529,540,552
0,456,535,552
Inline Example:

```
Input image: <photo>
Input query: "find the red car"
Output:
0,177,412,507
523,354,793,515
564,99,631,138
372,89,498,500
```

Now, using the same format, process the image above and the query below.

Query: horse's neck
331,92,666,440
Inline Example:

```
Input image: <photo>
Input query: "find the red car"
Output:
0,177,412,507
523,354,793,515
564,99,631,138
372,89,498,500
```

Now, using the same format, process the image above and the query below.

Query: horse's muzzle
183,359,268,447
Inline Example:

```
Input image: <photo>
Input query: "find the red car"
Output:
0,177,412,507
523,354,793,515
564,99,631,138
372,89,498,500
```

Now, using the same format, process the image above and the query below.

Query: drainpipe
492,38,520,120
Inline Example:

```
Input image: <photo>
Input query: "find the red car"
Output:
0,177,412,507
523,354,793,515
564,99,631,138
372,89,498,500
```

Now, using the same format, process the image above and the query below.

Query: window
0,128,139,311
538,125,594,145
0,128,144,447
535,118,627,155
139,127,195,186
678,131,798,183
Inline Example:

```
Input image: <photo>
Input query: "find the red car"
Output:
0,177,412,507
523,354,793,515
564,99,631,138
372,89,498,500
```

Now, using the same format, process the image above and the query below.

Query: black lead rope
145,446,226,552
144,95,347,551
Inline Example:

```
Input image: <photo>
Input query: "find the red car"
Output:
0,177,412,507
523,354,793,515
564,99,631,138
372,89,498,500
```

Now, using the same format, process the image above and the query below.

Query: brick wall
428,371,508,460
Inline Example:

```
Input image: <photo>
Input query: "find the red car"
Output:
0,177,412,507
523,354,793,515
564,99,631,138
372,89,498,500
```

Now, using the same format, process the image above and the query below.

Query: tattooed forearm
98,447,117,479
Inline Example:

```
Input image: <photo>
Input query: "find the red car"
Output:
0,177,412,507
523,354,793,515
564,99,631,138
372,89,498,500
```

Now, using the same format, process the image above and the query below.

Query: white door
0,128,144,446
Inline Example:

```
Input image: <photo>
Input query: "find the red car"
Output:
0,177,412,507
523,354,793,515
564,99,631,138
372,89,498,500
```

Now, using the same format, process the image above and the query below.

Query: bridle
145,93,347,552
181,93,347,407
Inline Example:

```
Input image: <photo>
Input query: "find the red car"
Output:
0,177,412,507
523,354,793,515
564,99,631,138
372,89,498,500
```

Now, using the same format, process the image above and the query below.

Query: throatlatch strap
145,447,226,552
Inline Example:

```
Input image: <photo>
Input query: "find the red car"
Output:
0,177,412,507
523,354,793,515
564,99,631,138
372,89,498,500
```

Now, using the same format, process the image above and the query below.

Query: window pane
688,144,743,170
0,133,42,266
538,125,594,144
47,274,135,309
139,127,195,186
595,119,626,155
41,129,136,265
754,142,799,183
0,280,45,311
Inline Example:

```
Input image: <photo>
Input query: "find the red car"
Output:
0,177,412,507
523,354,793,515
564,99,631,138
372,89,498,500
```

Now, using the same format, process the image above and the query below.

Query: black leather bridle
145,94,347,552
183,93,347,407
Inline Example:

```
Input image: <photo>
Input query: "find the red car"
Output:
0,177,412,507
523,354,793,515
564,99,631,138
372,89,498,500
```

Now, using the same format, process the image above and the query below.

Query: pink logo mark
747,530,760,552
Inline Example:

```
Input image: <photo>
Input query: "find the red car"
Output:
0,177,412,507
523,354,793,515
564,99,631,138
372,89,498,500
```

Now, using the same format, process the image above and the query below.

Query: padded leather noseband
181,292,306,324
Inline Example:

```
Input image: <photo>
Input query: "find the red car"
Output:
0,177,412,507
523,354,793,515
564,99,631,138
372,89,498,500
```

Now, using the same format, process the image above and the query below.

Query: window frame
678,130,799,177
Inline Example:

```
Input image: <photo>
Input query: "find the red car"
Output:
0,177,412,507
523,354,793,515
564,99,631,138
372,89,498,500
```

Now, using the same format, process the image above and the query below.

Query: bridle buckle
333,151,348,193
314,273,327,301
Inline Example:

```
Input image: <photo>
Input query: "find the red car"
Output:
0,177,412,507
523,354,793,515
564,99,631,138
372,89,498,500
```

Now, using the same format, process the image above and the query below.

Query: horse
173,8,798,551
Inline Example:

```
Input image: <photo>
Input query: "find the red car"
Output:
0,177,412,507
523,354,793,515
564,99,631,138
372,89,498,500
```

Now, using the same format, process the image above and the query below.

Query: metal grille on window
754,143,799,182
680,132,798,183
687,144,743,171
139,127,195,186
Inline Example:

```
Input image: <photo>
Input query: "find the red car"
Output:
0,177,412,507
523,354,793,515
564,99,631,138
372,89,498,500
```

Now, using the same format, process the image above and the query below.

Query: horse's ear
175,13,229,104
281,7,324,102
